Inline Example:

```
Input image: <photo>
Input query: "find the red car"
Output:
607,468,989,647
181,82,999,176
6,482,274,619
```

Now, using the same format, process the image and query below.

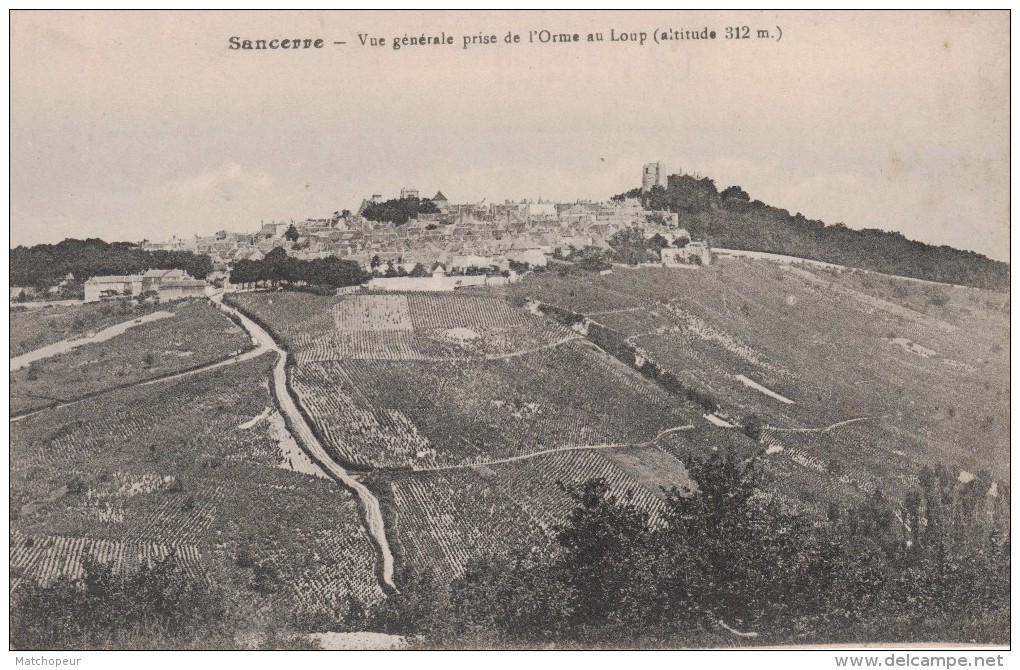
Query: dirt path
10,310,175,371
9,345,271,424
766,416,873,434
483,334,581,360
214,293,397,593
414,424,695,473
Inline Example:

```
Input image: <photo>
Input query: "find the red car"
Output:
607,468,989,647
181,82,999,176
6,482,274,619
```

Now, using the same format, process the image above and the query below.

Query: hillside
231,263,1008,592
10,300,252,416
10,354,383,644
10,261,1009,647
510,260,1010,494
615,175,1010,290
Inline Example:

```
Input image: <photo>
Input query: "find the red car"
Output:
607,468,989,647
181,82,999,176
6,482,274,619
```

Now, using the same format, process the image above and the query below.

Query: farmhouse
84,269,207,302
660,241,712,267
84,275,144,302
156,279,208,301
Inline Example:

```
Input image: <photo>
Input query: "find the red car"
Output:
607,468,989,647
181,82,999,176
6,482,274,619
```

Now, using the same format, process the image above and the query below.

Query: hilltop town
13,160,1009,304
142,163,710,286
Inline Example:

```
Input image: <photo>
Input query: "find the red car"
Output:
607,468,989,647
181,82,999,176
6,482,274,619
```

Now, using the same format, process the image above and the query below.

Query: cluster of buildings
143,164,710,283
83,269,207,303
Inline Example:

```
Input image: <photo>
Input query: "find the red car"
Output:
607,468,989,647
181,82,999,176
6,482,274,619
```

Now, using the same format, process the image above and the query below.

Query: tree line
10,238,214,290
614,175,1009,291
229,247,368,289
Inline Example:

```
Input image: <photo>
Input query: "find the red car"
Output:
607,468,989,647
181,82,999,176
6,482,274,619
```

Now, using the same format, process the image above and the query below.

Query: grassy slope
227,291,341,349
10,355,383,625
9,300,251,416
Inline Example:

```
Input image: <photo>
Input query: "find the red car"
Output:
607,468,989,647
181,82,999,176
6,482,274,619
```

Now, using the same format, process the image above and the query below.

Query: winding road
213,293,397,592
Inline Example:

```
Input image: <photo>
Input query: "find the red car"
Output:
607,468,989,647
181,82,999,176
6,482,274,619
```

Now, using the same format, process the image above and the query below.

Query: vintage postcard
8,9,1010,660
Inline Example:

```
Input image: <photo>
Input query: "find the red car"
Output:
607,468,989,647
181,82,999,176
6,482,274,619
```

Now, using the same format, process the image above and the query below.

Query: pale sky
10,10,1010,261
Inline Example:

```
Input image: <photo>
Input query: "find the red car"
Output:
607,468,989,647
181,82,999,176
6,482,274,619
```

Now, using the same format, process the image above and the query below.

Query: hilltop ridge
615,173,1009,290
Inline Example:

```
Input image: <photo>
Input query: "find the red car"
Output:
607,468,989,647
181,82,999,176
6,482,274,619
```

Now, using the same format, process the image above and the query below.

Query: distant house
84,275,143,302
505,248,548,268
431,190,449,212
157,279,207,301
661,241,711,267
141,268,191,290
450,254,494,273
84,268,206,302
527,202,557,222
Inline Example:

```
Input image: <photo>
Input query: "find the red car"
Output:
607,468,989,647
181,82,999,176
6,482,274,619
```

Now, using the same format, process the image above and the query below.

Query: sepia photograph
7,9,1011,660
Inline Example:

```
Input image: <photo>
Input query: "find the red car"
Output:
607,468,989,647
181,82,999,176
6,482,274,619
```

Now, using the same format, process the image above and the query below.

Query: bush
11,553,232,649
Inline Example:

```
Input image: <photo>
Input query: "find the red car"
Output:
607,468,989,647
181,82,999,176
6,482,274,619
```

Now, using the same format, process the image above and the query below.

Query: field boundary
409,424,695,473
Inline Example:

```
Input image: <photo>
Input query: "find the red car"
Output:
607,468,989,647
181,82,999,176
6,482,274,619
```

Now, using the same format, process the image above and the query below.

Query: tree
360,196,440,225
284,225,300,243
11,552,235,649
572,246,612,272
608,229,652,266
409,263,429,277
721,185,751,201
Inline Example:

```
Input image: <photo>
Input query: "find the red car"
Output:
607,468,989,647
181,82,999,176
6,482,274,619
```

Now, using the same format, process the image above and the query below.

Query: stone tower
642,162,664,192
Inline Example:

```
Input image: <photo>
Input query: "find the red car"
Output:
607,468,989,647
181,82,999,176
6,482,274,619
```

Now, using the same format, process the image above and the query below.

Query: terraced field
380,447,681,583
236,288,754,587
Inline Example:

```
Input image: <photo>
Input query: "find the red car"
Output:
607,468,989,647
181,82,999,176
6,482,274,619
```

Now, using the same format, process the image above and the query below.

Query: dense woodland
10,239,213,289
360,196,440,225
229,247,368,290
614,175,1009,290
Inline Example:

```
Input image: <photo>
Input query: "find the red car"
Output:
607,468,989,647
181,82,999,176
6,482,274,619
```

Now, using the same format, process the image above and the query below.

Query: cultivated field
233,289,700,470
26,261,1005,616
508,260,1010,494
376,445,685,584
9,299,252,416
10,355,384,621
235,287,759,585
